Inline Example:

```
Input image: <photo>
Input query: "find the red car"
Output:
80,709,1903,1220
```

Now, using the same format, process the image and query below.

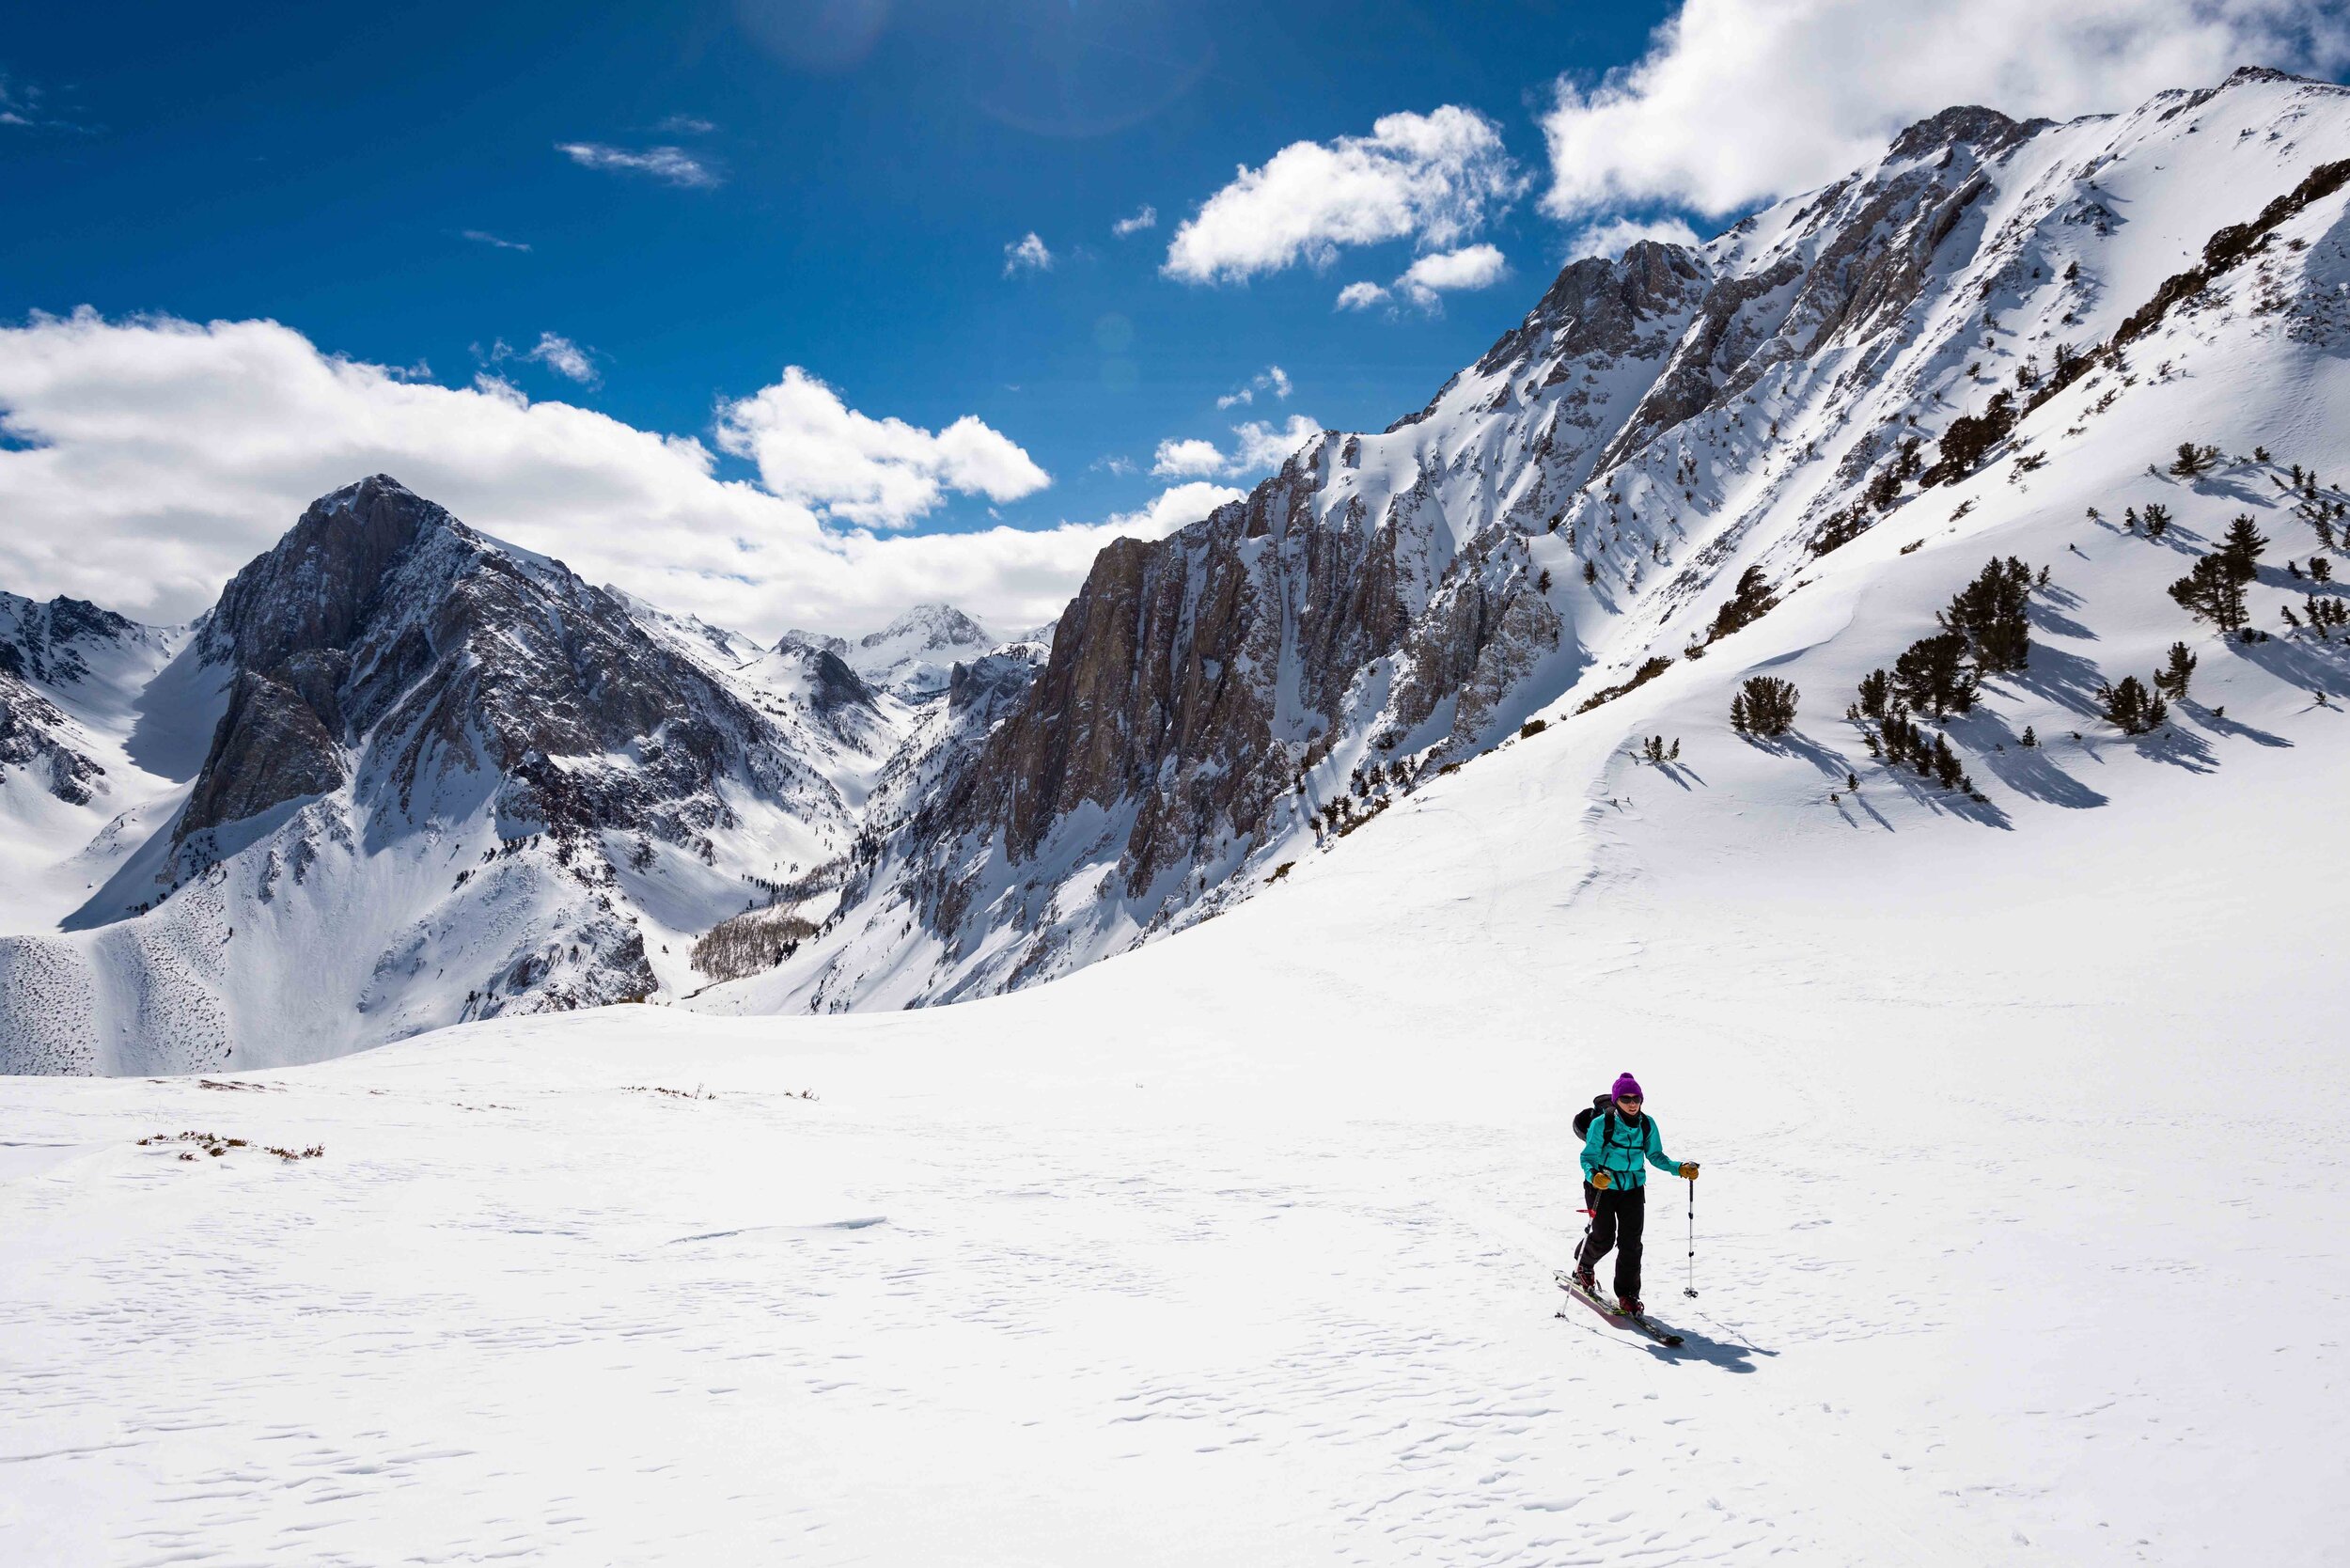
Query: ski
1555,1269,1684,1347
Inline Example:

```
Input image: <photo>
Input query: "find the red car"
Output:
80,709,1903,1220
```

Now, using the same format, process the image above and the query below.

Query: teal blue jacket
1581,1110,1679,1190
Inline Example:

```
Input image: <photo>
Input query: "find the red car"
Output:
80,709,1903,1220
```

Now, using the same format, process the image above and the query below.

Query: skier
1570,1073,1699,1315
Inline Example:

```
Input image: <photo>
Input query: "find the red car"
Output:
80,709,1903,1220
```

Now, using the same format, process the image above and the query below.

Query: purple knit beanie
1611,1073,1643,1101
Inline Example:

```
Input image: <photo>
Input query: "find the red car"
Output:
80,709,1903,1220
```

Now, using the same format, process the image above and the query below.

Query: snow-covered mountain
784,603,998,703
0,477,884,1072
706,66,2350,1012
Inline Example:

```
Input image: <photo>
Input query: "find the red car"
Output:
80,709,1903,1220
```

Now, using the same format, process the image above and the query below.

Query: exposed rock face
0,670,103,805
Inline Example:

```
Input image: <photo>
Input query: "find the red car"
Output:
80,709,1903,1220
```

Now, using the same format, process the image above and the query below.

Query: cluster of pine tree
1867,711,1973,792
1730,675,1798,737
1841,557,2041,793
2286,597,2350,636
1639,735,1682,764
2097,675,2168,735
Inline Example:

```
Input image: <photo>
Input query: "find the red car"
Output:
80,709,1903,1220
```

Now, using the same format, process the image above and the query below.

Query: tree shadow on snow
2177,698,2291,747
2231,631,2350,703
1757,728,2012,830
2004,645,2110,719
2026,599,2097,640
1945,711,2109,808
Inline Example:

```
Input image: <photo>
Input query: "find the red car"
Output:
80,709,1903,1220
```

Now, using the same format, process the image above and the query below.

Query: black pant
1576,1184,1646,1303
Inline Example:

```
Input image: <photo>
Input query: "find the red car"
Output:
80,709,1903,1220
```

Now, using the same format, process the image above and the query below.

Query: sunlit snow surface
3,662,2343,1563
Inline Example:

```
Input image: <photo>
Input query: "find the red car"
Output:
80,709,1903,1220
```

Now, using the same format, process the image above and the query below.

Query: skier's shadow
1643,1318,1772,1372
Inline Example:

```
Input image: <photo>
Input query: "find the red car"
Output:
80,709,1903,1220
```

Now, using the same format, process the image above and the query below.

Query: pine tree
2217,515,2270,582
1940,556,2035,673
1844,771,1858,791
2141,503,2171,541
2169,557,2248,631
2020,726,2038,747
2153,641,2197,700
1731,676,1799,737
2315,556,2335,583
1582,557,1599,586
1856,667,1892,719
1932,734,1966,790
2097,675,2168,734
1890,632,1981,717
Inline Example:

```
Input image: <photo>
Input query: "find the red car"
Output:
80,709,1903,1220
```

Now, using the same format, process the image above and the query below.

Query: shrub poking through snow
1731,676,1798,737
2168,441,2220,478
1574,656,1673,714
2098,675,2168,734
2141,502,2172,540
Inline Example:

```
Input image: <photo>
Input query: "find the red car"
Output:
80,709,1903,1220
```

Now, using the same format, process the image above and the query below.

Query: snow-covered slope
0,594,191,937
731,66,2350,1013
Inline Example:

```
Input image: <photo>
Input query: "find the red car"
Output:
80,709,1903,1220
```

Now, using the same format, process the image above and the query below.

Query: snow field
3,656,2343,1563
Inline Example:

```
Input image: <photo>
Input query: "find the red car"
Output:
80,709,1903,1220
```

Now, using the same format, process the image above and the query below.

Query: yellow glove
1590,1169,1614,1190
1678,1162,1700,1180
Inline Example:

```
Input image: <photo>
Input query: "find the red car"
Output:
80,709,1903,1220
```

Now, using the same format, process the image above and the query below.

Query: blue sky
5,1,2341,636
3,0,1676,537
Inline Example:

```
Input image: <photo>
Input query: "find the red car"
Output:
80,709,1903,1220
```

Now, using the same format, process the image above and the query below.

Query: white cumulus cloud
1562,215,1703,262
1540,0,2350,220
1112,205,1158,236
1216,364,1293,409
1396,243,1509,310
0,312,1146,638
1164,106,1525,285
525,333,597,384
715,366,1048,530
1152,415,1322,478
557,142,723,189
1003,232,1054,276
1150,437,1227,478
1337,245,1511,317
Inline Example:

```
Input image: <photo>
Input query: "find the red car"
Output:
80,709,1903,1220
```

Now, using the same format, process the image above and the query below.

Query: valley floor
3,690,2345,1565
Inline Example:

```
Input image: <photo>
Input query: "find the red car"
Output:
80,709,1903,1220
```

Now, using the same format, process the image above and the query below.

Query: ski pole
1684,1175,1698,1298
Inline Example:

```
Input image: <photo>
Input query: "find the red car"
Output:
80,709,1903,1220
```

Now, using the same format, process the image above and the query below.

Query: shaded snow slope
2,612,2342,1561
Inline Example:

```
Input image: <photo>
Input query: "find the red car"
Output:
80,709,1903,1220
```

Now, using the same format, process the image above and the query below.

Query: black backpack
1571,1092,1612,1140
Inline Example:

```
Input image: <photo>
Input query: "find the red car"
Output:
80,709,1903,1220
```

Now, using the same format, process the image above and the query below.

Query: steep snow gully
2,66,2348,1567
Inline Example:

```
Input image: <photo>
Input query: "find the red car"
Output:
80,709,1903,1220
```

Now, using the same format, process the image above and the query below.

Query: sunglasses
1617,1095,1643,1105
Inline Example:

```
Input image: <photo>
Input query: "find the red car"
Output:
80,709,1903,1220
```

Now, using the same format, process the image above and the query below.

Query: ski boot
1617,1295,1644,1316
1570,1266,1598,1295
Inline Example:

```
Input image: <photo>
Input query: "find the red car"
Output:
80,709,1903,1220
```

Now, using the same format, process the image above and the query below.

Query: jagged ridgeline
8,67,2350,1068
